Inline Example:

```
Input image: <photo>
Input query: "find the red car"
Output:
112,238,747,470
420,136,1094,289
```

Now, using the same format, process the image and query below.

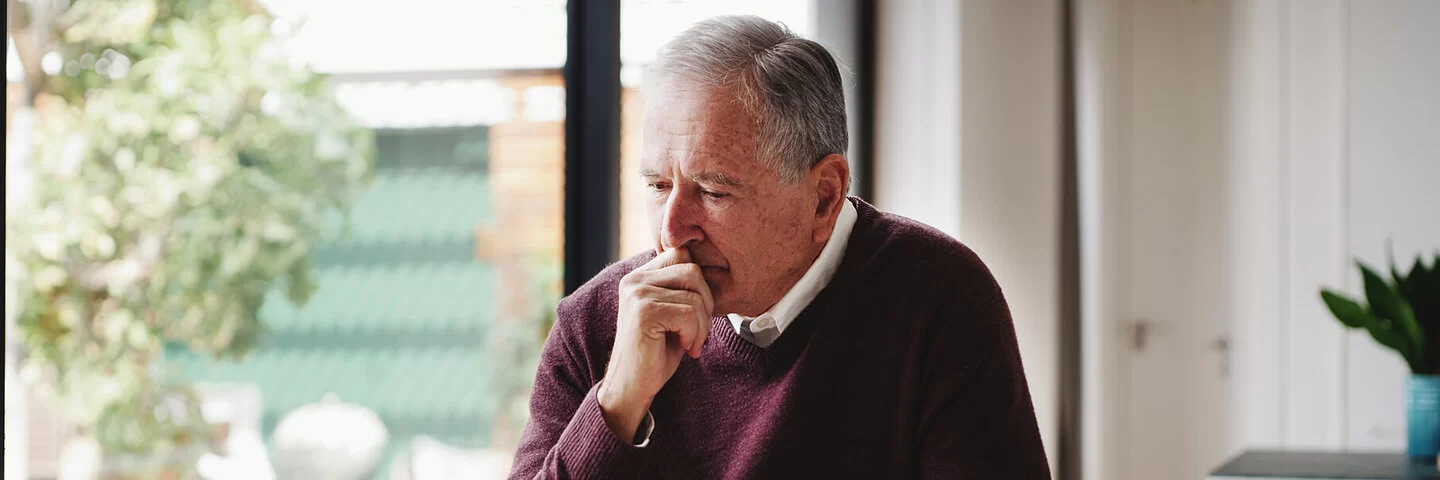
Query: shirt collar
726,199,858,342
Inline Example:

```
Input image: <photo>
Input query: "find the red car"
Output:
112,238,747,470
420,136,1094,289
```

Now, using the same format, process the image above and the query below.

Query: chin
710,299,740,318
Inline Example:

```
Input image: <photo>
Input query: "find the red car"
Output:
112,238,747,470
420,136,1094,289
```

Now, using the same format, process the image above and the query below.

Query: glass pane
168,1,568,476
617,1,817,259
8,0,564,478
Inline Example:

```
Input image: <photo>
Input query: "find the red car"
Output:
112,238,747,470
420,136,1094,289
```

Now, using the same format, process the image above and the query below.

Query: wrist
597,379,650,440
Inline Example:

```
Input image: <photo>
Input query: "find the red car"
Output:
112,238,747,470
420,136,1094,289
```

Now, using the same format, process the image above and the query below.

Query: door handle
1129,318,1160,351
1211,334,1230,377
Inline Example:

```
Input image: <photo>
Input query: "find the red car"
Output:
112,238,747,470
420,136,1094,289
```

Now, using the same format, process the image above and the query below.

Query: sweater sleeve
918,289,1051,479
507,305,651,479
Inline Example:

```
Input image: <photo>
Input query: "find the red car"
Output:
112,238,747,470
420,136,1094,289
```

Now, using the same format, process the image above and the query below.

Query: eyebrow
639,168,745,188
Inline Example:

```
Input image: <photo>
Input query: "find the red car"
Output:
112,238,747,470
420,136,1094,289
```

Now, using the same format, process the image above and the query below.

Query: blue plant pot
1409,374,1440,461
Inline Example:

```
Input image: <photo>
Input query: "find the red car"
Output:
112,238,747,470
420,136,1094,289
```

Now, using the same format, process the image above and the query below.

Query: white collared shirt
725,199,857,347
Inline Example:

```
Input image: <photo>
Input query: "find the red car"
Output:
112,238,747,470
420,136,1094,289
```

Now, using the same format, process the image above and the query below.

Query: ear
809,153,851,243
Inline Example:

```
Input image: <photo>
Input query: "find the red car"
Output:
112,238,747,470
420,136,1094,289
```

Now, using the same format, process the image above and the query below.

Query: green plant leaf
1405,253,1440,373
1390,240,1409,292
1402,257,1433,316
1367,323,1423,372
1399,256,1427,299
1359,261,1423,358
1321,289,1420,369
1321,290,1371,328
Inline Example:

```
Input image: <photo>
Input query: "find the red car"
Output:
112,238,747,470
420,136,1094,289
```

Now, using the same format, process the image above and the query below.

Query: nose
659,189,704,251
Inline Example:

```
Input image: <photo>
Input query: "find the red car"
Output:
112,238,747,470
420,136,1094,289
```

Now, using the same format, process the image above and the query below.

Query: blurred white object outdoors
389,435,513,480
271,393,389,480
194,382,275,480
55,435,100,480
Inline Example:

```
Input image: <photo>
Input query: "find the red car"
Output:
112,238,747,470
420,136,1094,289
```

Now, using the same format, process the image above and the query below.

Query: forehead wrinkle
638,165,744,190
647,127,755,170
642,84,763,181
689,170,743,187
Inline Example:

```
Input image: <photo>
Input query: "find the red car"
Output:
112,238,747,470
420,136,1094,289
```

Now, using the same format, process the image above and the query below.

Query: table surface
1209,450,1439,480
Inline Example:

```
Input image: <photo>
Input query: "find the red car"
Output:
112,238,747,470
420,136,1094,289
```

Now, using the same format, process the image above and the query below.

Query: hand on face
598,246,714,441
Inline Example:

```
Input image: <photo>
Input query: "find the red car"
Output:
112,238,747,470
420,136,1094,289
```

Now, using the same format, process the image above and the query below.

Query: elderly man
509,15,1048,479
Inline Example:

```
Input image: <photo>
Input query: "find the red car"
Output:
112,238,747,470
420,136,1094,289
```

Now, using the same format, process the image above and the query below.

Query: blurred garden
6,0,564,478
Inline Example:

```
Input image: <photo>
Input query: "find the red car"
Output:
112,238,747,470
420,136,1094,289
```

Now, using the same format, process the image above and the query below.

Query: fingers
638,299,708,357
640,246,692,272
690,307,710,358
638,285,704,311
637,286,711,358
626,245,713,316
645,263,713,315
625,246,712,358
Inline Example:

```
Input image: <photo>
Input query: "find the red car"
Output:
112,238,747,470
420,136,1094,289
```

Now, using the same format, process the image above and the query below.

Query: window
7,1,868,477
166,0,567,475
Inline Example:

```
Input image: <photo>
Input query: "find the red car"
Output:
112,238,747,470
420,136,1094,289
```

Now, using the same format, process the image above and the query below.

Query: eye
701,190,729,199
647,182,671,193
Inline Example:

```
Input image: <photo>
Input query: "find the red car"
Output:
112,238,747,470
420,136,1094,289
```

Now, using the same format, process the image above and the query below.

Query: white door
1115,0,1234,478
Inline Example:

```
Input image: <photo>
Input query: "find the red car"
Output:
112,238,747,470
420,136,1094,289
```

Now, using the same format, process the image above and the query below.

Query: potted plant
6,0,372,475
1321,251,1439,462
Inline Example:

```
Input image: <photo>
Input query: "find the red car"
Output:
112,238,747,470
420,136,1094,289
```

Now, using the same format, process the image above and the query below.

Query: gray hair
646,15,849,183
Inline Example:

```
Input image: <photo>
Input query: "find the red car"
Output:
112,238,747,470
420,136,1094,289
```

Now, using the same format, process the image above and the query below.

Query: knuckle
620,279,652,300
625,298,651,318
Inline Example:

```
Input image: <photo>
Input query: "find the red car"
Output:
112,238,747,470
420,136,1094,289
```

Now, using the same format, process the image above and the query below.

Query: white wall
1078,1,1438,478
874,0,962,236
1227,0,1440,452
875,0,1062,473
1279,0,1350,449
1075,2,1126,478
957,1,1062,474
881,1,1438,477
1344,0,1440,449
1223,0,1345,450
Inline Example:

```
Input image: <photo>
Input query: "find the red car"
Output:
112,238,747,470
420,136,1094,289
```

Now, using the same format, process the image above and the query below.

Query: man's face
640,83,823,318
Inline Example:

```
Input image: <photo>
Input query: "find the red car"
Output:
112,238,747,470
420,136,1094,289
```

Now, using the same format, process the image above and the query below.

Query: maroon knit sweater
509,198,1049,479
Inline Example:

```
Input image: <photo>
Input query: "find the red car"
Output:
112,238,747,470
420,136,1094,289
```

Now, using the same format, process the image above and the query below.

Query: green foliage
1322,251,1440,374
7,0,373,459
